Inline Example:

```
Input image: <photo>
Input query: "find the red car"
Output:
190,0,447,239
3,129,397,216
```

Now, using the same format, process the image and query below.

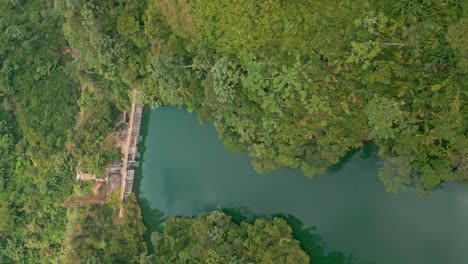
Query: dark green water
138,107,468,264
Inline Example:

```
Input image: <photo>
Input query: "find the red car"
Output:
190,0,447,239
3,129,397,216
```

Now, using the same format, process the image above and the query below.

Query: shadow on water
220,208,375,264
274,213,375,264
139,197,165,254
134,108,166,254
133,107,150,201
326,144,376,174
135,108,377,260
221,207,258,225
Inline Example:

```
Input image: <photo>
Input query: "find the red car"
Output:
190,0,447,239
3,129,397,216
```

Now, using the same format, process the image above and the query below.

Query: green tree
364,97,414,140
151,211,309,264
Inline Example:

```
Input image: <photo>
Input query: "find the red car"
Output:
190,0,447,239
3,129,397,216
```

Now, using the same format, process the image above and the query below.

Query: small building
124,169,135,198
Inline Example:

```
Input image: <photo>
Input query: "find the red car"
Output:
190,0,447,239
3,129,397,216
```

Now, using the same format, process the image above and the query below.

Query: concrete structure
107,162,123,193
119,102,143,217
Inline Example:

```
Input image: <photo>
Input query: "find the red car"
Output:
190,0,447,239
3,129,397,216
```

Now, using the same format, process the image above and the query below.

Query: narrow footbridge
119,101,143,217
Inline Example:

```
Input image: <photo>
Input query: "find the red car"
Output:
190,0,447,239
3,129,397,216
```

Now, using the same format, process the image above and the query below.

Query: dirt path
118,101,136,217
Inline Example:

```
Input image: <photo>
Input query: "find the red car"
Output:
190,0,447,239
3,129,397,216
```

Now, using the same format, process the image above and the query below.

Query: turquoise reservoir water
138,107,468,264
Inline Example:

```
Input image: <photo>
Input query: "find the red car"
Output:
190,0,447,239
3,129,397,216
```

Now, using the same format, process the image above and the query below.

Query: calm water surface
138,107,468,264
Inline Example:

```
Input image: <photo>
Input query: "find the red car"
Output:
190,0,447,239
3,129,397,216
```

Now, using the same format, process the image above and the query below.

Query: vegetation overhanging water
138,107,468,264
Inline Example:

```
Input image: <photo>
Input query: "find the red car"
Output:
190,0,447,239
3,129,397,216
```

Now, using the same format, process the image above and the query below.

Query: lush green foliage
0,1,79,262
0,1,143,262
63,194,147,264
187,0,468,192
62,0,467,192
66,77,121,176
145,211,309,264
1,0,466,262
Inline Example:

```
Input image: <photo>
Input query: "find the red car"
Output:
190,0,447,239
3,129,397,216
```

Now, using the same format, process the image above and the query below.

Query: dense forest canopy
0,0,466,263
0,1,141,262
0,1,79,262
61,0,467,192
145,211,309,264
63,194,147,263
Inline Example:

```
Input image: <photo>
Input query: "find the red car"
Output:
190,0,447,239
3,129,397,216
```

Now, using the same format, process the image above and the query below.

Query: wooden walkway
119,101,143,217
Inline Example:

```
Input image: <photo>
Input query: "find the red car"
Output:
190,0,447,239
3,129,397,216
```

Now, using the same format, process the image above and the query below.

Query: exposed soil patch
64,181,107,207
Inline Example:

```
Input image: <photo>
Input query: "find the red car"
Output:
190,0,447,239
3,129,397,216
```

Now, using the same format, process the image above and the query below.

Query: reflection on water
137,107,468,264
138,196,164,254
274,213,374,264
222,208,375,264
138,202,369,264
